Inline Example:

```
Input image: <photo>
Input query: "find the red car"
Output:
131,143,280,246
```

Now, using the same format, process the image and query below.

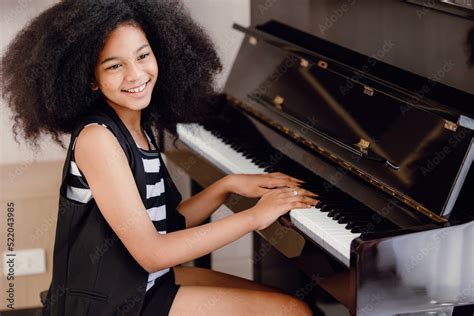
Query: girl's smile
121,79,151,97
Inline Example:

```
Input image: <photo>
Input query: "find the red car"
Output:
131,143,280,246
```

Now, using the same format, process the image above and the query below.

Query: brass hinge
363,86,374,96
317,60,328,69
273,95,284,110
300,58,309,68
355,138,370,154
248,36,258,45
444,120,458,132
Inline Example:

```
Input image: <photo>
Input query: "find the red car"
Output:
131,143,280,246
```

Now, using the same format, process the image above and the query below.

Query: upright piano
163,1,474,315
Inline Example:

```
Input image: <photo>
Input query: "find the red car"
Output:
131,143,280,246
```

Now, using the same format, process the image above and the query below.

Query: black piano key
345,221,371,230
337,216,371,224
329,208,373,216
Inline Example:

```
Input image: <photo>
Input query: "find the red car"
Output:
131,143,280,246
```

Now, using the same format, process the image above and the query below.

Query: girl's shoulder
70,108,125,153
71,122,113,152
65,121,128,203
71,109,116,139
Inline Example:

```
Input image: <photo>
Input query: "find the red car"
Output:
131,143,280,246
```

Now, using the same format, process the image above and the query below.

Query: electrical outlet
3,248,46,277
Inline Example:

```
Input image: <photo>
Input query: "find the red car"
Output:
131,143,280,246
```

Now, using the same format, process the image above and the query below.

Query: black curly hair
1,0,223,149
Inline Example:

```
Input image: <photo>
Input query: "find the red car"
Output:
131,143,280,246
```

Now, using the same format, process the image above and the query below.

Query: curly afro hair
1,0,223,149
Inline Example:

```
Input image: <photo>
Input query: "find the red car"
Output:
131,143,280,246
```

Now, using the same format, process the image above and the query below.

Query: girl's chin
104,96,151,112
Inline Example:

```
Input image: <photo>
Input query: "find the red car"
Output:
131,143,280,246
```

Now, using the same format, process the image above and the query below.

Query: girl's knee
290,298,312,316
273,294,313,316
295,299,313,316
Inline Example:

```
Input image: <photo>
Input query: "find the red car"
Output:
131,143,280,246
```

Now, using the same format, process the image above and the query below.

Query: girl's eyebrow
100,44,150,65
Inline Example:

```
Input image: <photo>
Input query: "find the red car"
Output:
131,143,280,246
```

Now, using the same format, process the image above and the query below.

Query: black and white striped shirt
66,123,170,291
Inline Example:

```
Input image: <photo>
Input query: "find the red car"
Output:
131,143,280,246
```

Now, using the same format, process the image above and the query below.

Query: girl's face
93,23,158,114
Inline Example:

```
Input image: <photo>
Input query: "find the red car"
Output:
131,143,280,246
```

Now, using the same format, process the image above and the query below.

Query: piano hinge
444,120,458,132
248,36,258,45
363,86,374,96
341,161,351,169
273,95,284,110
317,60,328,69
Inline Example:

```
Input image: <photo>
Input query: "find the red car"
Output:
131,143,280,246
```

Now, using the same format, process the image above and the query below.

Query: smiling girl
1,1,317,315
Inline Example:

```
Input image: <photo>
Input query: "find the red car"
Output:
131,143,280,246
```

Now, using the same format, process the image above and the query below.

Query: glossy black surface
250,1,474,107
224,21,474,217
355,221,474,315
255,20,474,117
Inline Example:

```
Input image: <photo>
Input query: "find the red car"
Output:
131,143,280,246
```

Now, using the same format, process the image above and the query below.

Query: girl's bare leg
169,285,312,316
174,266,282,293
172,266,312,315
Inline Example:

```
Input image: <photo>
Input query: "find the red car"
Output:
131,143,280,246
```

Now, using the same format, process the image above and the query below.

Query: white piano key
177,123,266,174
290,208,361,267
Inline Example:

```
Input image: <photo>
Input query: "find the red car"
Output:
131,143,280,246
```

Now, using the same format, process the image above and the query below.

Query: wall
1,0,66,165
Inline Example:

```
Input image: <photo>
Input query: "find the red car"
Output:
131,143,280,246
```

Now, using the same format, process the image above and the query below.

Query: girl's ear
90,82,99,91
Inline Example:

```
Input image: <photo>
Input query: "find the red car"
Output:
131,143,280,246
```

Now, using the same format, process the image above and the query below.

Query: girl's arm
75,125,317,272
75,125,252,272
176,176,232,228
177,173,305,228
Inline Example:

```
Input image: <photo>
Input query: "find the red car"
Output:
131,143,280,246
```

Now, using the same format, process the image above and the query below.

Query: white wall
0,0,250,165
182,0,250,90
0,0,66,165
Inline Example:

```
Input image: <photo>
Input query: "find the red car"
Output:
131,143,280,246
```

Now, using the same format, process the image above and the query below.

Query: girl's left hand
226,172,305,198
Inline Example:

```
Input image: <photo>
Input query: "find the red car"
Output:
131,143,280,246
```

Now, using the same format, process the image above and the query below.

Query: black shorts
140,268,181,316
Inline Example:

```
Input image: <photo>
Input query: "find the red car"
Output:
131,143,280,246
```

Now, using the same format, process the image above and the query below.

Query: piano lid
224,20,474,220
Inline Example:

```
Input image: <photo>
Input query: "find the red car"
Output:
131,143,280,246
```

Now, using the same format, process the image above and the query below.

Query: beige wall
1,161,63,310
1,0,249,310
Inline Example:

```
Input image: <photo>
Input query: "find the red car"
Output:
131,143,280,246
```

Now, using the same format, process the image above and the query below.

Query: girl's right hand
246,187,319,231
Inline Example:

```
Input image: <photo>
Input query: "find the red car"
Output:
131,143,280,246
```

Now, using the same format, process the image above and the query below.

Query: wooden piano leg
319,272,355,316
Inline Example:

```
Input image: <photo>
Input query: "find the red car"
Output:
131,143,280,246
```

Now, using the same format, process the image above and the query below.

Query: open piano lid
224,20,474,221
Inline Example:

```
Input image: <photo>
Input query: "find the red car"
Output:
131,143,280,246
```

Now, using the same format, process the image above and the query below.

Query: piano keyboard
289,208,360,266
176,123,267,174
176,123,396,267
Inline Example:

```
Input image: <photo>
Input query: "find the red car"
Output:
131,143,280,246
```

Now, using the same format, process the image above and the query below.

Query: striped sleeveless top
66,123,170,291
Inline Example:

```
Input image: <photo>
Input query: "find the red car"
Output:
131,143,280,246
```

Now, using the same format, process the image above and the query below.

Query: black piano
163,1,474,315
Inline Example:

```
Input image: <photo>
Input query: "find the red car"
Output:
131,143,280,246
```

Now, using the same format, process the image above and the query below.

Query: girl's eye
107,64,121,71
138,53,150,60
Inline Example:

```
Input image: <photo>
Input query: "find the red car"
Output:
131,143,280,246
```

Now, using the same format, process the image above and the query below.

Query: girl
1,1,317,315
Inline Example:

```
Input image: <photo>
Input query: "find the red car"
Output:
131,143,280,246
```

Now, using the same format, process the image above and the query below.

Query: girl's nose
124,62,144,82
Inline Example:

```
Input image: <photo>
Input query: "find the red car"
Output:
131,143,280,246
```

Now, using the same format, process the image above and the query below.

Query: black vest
42,102,185,316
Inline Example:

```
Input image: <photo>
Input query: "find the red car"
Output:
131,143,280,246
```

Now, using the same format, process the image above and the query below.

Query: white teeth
123,82,147,93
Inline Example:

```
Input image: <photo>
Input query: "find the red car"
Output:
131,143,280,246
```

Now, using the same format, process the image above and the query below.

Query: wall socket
3,248,46,277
